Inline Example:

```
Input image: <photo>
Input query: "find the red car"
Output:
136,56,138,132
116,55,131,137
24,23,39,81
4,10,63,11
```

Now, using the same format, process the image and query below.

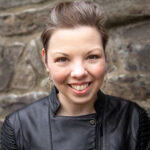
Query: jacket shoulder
1,96,52,149
6,95,50,128
104,94,150,149
104,94,143,113
102,93,146,132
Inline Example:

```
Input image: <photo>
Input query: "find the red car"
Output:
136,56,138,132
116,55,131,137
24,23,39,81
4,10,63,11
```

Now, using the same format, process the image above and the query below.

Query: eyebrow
53,52,69,56
52,48,103,56
87,48,103,54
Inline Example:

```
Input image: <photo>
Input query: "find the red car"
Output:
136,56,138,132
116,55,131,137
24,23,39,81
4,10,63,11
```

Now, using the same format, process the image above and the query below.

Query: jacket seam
102,94,108,150
17,111,25,150
48,98,54,150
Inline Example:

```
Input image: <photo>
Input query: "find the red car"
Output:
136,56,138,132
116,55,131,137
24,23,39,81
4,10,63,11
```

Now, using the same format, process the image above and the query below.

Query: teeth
71,84,89,91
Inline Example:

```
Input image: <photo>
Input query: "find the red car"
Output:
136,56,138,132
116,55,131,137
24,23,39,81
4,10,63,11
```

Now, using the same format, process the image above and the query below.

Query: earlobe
41,49,51,74
41,48,49,72
41,48,45,57
41,48,47,65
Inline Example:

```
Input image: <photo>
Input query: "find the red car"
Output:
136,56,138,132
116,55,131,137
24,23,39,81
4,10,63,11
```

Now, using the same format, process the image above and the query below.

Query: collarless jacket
1,87,150,150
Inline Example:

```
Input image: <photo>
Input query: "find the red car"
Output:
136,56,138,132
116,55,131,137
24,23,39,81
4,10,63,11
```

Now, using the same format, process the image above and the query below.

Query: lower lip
70,84,91,95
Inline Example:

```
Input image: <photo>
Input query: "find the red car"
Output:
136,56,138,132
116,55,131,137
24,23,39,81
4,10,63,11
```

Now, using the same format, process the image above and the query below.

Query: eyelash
55,55,99,63
87,55,99,60
55,57,68,62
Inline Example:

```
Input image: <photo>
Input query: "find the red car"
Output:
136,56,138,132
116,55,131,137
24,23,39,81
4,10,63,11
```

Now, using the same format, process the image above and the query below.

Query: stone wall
0,0,150,146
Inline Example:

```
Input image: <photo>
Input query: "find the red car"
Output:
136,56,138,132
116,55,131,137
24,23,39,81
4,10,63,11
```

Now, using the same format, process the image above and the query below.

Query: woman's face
44,26,106,106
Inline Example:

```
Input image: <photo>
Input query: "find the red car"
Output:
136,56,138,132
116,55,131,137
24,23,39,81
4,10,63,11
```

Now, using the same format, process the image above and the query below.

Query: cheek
48,65,69,84
88,62,106,79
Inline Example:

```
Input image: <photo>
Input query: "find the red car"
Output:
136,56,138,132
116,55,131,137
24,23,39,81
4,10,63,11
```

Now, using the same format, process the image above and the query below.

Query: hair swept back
41,0,108,62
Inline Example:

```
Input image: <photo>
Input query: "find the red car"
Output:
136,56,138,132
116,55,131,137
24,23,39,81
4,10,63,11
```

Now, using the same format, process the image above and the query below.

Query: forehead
48,26,103,52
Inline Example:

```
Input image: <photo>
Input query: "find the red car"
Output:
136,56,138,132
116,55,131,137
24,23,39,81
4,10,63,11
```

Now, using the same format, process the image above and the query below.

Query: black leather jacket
1,87,150,150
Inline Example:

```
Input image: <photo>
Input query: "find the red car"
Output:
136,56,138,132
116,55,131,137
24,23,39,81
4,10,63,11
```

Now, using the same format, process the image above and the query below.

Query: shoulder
103,93,144,114
1,96,50,149
5,95,50,128
99,92,149,127
99,92,150,149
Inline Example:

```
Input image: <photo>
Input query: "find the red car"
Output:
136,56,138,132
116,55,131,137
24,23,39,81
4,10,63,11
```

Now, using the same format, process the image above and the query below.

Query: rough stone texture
0,91,49,120
0,7,49,36
27,38,46,75
0,0,150,36
11,61,36,90
40,77,53,91
0,43,25,91
119,44,150,72
122,22,150,43
102,74,150,101
0,0,49,10
96,0,150,27
102,21,150,102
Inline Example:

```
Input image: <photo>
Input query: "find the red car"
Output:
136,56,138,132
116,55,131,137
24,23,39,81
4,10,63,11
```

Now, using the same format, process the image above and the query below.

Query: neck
56,94,96,116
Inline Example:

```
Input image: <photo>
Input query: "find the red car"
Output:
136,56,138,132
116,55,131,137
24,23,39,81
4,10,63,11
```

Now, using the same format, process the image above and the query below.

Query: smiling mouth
69,82,91,91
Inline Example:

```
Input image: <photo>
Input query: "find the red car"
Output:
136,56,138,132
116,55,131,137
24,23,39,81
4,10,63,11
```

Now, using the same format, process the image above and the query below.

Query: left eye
56,57,68,62
88,55,99,60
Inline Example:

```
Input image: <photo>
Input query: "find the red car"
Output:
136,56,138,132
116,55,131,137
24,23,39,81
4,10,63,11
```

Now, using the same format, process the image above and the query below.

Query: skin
42,26,106,116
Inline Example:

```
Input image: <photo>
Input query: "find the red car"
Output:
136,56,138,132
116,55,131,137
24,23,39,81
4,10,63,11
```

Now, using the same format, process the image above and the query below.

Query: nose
71,62,87,78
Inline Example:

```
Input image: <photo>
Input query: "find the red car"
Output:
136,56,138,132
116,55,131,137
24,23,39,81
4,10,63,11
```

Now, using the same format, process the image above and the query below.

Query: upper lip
69,82,91,85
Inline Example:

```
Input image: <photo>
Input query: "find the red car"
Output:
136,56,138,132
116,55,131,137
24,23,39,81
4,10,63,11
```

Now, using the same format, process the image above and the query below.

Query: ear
41,49,49,72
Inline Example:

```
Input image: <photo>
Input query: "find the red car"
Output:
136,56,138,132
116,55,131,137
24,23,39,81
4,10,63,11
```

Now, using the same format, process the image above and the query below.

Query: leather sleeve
0,117,18,150
137,109,150,150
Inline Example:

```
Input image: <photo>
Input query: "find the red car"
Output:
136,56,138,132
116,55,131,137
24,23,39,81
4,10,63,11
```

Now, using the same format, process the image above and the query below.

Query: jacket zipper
96,120,103,150
96,120,100,150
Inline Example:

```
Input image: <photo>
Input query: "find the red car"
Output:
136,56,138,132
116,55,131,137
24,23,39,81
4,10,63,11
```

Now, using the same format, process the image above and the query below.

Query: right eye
88,55,99,60
55,57,68,63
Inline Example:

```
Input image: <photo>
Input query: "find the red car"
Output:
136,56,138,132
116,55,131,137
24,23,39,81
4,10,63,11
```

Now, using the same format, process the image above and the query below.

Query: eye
56,57,68,63
88,55,99,60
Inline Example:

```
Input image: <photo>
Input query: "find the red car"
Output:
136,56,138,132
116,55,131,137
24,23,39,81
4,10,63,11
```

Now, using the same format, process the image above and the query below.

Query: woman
1,0,150,150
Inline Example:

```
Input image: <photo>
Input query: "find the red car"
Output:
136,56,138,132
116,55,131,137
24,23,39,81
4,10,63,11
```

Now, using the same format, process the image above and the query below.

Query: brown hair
41,0,108,62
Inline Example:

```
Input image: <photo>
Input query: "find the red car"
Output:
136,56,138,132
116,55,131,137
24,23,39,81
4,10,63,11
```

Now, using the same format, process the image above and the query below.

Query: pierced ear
41,48,48,70
41,49,46,63
41,48,45,59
